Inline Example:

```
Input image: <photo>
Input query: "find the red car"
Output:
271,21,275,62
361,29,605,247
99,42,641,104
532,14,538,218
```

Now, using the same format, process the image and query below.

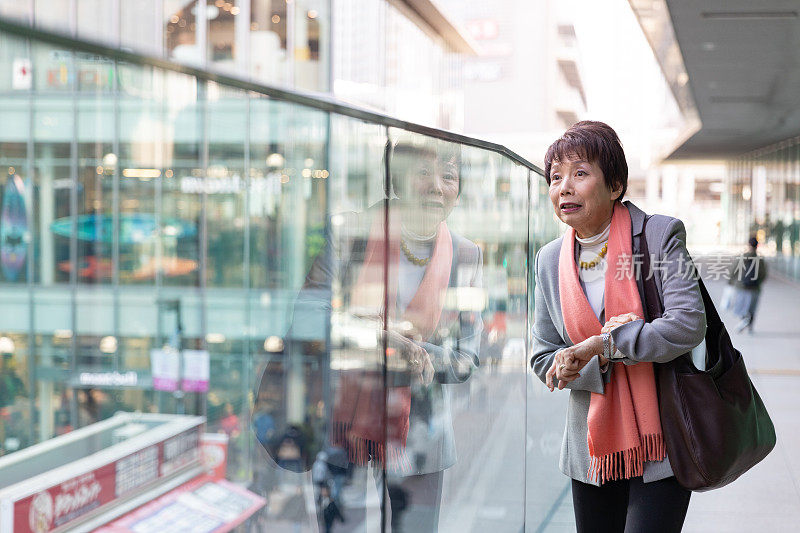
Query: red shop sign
3,422,203,533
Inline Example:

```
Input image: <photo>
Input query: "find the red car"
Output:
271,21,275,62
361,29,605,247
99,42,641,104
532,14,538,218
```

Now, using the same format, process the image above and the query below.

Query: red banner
15,464,116,533
11,426,202,533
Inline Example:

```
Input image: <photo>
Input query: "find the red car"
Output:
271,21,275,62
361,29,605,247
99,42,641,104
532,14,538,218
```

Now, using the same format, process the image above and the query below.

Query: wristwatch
601,332,621,360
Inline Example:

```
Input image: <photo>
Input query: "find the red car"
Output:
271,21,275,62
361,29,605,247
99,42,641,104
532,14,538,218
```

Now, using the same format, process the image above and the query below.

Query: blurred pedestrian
729,236,768,334
220,402,241,438
325,446,349,501
312,450,331,503
252,399,276,447
319,485,344,533
773,219,785,255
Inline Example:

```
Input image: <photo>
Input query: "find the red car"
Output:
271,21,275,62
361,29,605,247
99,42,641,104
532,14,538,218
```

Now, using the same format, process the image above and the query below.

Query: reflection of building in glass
0,0,473,128
1,0,330,90
0,3,559,530
333,0,475,129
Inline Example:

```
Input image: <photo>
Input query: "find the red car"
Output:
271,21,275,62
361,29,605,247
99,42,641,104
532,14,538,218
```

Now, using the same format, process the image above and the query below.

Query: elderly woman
531,121,706,532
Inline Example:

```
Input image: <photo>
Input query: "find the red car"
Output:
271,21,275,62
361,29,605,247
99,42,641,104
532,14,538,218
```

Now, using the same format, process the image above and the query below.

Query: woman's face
548,154,621,238
395,150,460,233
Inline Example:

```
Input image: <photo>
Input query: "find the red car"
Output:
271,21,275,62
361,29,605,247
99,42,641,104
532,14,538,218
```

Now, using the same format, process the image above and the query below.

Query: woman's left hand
545,335,603,391
601,312,640,333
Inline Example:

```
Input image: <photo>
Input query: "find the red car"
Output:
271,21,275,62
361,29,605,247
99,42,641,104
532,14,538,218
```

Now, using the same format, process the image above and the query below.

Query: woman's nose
559,175,574,195
428,174,444,194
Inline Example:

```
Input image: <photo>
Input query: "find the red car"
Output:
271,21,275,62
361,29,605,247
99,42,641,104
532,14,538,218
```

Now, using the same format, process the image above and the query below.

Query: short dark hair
543,120,628,200
386,136,464,197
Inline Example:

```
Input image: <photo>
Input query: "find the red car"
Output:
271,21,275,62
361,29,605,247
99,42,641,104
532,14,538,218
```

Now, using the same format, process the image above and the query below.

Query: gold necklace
400,239,430,267
579,241,608,270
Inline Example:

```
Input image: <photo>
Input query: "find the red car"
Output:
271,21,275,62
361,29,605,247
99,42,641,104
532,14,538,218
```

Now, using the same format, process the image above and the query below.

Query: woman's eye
443,173,457,181
576,170,586,176
551,175,561,182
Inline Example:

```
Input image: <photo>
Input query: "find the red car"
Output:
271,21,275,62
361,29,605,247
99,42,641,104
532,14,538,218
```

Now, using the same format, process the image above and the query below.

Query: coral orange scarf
558,201,665,484
332,209,452,472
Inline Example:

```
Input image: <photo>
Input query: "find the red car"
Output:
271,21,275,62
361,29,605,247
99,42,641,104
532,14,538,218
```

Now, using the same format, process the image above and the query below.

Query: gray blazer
530,200,706,486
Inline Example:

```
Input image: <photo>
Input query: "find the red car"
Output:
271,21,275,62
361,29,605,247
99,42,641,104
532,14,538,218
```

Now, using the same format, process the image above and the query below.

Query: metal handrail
0,16,543,174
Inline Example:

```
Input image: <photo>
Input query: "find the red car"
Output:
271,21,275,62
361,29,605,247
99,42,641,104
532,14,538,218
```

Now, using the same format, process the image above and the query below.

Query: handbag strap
635,215,661,323
636,215,721,329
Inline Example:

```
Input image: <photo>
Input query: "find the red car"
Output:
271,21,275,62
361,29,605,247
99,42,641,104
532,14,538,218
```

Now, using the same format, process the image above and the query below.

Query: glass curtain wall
725,137,800,281
5,0,330,91
0,21,562,533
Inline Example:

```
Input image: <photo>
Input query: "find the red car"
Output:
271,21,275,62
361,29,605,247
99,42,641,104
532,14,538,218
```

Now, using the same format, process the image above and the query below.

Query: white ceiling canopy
631,0,800,159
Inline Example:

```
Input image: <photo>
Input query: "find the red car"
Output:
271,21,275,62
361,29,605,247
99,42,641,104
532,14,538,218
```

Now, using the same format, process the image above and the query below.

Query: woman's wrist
594,334,605,358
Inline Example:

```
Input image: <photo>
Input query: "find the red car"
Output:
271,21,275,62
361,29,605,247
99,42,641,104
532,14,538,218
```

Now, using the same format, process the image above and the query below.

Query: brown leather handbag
636,215,776,491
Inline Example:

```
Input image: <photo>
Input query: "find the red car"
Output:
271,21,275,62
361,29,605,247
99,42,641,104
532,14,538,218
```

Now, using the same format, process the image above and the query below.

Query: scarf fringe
588,433,666,484
331,422,412,474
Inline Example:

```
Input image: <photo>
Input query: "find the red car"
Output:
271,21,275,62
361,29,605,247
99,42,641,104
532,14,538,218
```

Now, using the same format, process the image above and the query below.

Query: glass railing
0,16,563,532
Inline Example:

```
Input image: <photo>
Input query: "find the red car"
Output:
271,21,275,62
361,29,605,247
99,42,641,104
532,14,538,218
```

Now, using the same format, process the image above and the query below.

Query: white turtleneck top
576,221,611,321
397,225,436,313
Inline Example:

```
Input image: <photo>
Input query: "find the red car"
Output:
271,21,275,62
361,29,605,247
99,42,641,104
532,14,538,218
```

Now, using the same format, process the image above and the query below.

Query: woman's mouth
560,203,582,213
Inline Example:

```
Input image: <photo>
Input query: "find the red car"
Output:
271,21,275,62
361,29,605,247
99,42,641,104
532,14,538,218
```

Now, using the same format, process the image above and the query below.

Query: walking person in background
790,218,799,257
319,485,345,532
773,219,785,255
531,121,706,532
729,236,768,334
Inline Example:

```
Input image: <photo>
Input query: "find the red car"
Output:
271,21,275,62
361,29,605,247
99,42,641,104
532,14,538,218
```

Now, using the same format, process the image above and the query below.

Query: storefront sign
3,423,203,533
18,468,113,532
78,371,139,387
179,174,283,195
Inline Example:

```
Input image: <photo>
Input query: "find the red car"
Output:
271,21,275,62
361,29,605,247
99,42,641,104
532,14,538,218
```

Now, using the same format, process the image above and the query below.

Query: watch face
602,333,611,357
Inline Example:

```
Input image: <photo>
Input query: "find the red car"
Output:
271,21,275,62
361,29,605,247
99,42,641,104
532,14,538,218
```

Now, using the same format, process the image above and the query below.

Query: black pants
571,476,691,533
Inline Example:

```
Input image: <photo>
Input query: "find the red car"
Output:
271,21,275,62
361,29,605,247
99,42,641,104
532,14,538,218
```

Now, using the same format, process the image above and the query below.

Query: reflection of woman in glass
255,136,483,531
332,137,483,530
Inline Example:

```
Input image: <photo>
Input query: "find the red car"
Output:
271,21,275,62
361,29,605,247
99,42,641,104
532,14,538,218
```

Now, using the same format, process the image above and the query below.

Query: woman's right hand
383,329,434,385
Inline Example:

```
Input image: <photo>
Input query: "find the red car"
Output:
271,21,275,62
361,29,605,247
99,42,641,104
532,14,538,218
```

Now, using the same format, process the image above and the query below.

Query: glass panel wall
10,0,331,93
725,137,800,281
0,21,563,533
